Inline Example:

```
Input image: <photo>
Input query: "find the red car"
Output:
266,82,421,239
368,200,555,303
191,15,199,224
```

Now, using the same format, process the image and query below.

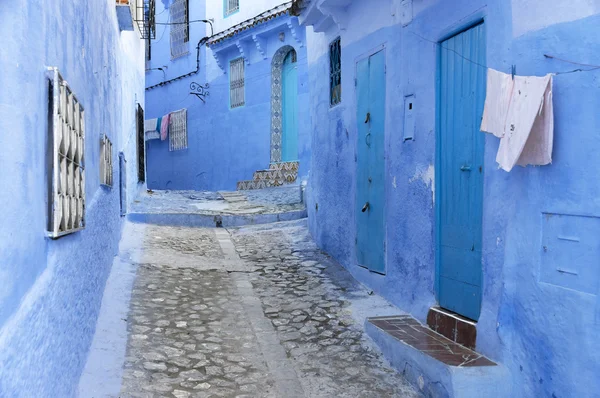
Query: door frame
434,18,486,305
354,43,388,274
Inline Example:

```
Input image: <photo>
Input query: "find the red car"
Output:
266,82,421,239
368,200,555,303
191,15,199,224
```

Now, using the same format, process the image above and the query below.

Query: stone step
366,315,509,398
427,306,477,349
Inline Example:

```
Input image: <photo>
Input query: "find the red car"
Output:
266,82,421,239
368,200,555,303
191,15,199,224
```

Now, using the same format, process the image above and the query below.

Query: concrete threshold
365,316,510,398
127,208,308,228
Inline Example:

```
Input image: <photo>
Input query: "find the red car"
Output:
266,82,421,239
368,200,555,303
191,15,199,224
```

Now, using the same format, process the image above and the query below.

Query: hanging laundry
160,113,171,141
481,69,554,172
144,117,161,140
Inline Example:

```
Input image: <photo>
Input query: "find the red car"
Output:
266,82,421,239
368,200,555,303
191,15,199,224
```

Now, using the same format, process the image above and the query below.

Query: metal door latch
362,202,370,212
460,164,472,171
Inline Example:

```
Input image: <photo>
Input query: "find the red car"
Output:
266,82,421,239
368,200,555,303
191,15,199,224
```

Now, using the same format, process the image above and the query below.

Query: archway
270,45,298,164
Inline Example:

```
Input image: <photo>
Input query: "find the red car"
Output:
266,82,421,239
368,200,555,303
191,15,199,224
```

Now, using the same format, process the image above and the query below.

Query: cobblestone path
117,220,418,398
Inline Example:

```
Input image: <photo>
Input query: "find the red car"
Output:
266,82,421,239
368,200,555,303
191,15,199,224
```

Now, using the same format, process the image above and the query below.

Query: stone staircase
237,161,299,191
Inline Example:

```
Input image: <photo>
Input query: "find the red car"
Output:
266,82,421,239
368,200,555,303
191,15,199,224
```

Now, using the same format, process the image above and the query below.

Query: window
169,109,188,151
136,104,145,182
119,152,127,216
170,0,189,59
329,37,342,106
47,68,86,238
230,58,245,108
100,135,113,187
225,0,239,16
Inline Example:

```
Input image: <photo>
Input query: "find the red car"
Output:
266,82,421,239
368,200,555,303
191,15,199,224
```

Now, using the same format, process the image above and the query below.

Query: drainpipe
145,19,214,91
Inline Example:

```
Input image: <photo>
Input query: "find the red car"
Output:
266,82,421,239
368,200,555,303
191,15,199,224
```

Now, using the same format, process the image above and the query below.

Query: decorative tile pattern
368,316,496,367
237,161,299,190
270,45,296,163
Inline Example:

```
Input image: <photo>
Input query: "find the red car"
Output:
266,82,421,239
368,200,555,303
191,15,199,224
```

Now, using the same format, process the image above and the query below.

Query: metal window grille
170,0,189,59
136,104,146,182
134,0,156,39
225,0,240,16
100,135,113,187
47,68,86,238
169,109,188,151
329,37,342,106
230,58,245,108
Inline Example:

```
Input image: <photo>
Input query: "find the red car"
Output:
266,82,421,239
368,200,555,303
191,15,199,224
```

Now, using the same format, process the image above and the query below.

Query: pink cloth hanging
160,113,171,141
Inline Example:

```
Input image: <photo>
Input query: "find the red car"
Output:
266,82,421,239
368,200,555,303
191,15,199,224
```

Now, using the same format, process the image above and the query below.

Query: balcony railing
116,0,155,39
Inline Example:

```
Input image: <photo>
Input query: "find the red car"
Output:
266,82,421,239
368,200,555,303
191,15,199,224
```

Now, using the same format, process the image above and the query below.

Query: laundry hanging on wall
481,69,554,172
160,113,171,141
144,117,161,140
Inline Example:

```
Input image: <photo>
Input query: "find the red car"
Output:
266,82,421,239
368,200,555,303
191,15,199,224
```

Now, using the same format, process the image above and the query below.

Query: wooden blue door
356,50,386,274
282,51,298,162
438,23,486,321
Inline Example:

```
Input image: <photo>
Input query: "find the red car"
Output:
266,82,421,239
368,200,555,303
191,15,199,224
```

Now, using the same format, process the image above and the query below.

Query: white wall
207,0,291,34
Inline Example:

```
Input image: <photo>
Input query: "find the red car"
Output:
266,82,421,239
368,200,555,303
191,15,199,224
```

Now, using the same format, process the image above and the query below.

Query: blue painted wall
303,0,600,397
0,0,145,395
145,3,310,191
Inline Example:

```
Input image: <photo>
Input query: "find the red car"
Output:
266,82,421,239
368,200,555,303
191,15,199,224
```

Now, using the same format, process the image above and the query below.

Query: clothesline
409,30,600,76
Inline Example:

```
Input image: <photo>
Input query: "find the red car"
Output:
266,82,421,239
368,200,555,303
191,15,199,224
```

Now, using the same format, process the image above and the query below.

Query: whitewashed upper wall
207,0,291,34
511,0,599,37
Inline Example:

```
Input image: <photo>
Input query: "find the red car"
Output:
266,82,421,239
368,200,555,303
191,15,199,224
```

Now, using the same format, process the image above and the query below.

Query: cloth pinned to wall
160,113,171,141
481,69,554,172
144,117,161,140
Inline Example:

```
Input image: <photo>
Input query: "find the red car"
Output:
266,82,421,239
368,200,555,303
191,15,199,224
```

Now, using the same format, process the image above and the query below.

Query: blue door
437,23,486,320
356,50,386,274
282,50,298,162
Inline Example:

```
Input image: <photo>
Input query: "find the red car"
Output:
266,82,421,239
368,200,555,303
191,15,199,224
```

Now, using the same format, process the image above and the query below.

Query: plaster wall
0,0,145,395
145,1,310,191
305,0,600,396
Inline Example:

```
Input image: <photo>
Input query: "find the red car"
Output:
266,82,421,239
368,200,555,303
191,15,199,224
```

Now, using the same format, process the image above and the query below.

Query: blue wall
304,1,600,397
0,0,144,395
145,3,310,191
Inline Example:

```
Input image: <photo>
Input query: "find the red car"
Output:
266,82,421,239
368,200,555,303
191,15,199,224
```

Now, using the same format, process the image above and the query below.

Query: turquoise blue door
282,51,298,162
356,50,386,274
437,23,486,321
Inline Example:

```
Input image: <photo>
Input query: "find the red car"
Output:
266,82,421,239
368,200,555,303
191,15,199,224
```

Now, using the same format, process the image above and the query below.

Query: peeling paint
392,176,397,189
409,164,435,204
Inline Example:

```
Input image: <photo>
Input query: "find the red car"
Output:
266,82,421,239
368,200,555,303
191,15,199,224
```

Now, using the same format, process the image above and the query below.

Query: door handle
362,202,370,212
460,164,472,171
365,133,371,147
364,112,370,123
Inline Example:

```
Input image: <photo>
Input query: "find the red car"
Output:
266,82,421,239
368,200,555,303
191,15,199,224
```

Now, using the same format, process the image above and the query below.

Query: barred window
136,104,145,182
100,135,113,187
47,68,86,238
225,0,239,16
230,58,245,109
329,37,342,106
169,109,188,151
170,0,189,59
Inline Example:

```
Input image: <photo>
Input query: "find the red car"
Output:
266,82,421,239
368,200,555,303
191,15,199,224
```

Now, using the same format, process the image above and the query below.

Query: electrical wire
409,30,600,76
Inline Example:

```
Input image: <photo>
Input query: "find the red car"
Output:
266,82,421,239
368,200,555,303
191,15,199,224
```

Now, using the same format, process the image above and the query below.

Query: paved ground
80,220,419,398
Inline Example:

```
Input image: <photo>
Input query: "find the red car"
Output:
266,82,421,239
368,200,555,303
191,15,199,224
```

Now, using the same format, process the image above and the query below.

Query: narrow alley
1,0,599,397
79,209,419,397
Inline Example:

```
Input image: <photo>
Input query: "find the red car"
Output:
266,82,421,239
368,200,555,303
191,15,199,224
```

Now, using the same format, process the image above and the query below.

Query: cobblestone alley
79,219,419,398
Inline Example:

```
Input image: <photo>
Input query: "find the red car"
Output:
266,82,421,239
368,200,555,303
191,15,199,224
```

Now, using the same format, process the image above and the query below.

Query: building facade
296,0,600,396
145,0,310,191
0,1,146,395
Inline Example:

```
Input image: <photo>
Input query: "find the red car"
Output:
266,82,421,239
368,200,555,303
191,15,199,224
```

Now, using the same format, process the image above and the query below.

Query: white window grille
170,0,189,59
225,0,239,16
100,135,113,187
47,68,86,238
230,58,245,108
169,109,188,151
